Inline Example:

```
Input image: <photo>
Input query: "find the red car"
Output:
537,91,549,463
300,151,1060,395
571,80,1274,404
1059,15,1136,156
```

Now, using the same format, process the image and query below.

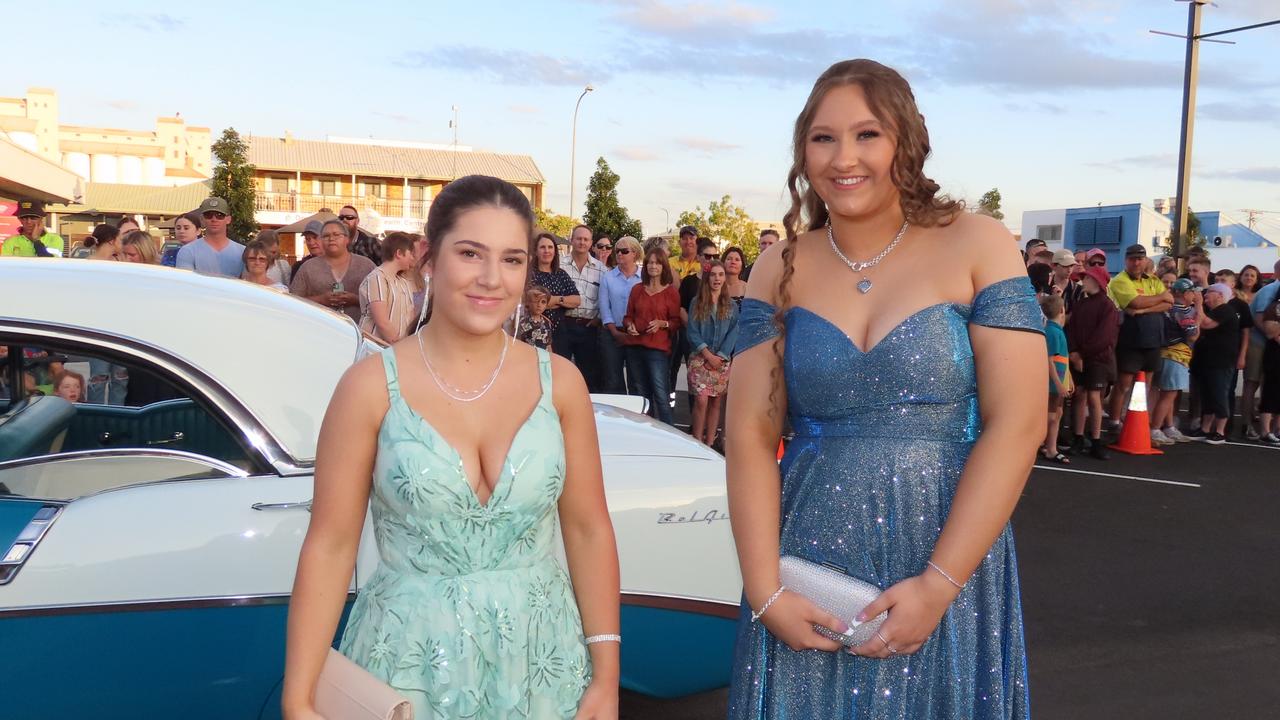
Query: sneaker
1150,429,1174,446
1263,433,1280,446
1089,440,1110,460
1245,426,1262,441
1069,435,1086,455
1184,427,1208,441
1162,426,1191,443
1204,432,1227,445
1103,419,1122,435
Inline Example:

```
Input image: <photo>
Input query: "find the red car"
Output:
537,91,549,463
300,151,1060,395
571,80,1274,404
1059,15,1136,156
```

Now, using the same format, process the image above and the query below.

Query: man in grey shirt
177,197,245,278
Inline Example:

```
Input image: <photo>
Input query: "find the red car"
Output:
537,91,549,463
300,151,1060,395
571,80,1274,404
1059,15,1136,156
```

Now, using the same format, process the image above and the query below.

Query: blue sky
8,0,1280,237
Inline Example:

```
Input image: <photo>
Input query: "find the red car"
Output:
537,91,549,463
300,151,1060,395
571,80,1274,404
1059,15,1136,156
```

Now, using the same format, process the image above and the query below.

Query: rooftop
246,135,544,186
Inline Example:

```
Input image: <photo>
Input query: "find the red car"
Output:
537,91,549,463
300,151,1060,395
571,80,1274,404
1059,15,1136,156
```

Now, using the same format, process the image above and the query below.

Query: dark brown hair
415,175,536,326
380,231,416,263
771,59,962,411
692,260,733,322
642,248,675,287
533,232,561,274
84,223,120,248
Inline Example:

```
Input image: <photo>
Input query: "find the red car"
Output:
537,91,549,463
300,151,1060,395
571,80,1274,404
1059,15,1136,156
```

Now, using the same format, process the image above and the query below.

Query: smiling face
679,232,697,258
805,84,900,223
1187,261,1210,286
1241,267,1259,291
570,226,593,256
593,236,612,262
425,206,530,336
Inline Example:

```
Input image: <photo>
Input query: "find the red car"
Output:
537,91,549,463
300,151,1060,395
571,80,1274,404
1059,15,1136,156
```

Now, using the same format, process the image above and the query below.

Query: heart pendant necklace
827,218,909,294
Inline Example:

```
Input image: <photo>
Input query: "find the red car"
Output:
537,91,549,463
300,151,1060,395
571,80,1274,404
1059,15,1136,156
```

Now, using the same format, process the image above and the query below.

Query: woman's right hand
757,591,850,652
626,323,639,336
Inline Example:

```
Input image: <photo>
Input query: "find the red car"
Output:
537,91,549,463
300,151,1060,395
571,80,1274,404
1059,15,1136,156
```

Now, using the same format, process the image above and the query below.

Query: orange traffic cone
1109,371,1163,456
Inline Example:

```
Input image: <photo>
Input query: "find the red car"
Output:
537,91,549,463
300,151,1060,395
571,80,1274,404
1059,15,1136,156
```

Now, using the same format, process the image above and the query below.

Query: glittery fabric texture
340,347,590,719
728,276,1041,720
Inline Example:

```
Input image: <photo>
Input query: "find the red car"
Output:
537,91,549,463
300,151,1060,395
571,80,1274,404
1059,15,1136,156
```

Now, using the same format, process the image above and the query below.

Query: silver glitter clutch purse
779,555,887,647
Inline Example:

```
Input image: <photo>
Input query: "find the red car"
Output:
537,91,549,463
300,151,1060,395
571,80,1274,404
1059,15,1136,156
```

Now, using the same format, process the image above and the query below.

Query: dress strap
969,276,1044,334
380,346,402,398
734,297,781,356
534,345,554,404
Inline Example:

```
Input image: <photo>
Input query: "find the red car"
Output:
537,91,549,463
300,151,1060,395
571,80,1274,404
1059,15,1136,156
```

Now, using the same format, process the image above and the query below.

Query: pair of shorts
1116,345,1161,375
1261,343,1280,414
1243,341,1265,384
1191,365,1232,419
1071,359,1116,390
1156,358,1189,392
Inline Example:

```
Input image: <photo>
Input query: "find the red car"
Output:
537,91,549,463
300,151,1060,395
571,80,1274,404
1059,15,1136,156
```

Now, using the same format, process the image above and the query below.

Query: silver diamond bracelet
585,634,622,645
926,560,966,590
750,585,787,623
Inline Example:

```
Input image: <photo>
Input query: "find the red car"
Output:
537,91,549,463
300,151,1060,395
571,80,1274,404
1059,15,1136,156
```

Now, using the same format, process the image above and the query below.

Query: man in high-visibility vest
1,199,64,257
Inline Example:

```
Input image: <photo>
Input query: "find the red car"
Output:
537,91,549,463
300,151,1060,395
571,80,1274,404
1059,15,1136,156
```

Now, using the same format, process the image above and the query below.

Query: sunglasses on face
1087,260,1106,267
338,214,358,221
595,244,612,250
701,253,719,260
202,211,227,220
615,248,632,255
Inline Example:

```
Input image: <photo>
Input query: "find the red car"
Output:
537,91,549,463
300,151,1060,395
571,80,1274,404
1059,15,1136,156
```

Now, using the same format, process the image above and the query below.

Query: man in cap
2,200,64,257
1105,243,1173,429
176,197,246,278
1065,263,1120,459
291,220,325,278
1049,248,1084,315
1023,237,1048,265
670,225,702,281
338,205,381,264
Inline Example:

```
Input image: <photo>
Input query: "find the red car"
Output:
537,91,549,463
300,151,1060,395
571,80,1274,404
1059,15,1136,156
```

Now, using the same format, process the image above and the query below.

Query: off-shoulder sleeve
970,276,1044,334
734,297,781,355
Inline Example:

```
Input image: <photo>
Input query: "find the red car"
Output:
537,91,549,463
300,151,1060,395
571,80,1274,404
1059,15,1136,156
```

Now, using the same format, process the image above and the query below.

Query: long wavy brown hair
771,59,963,411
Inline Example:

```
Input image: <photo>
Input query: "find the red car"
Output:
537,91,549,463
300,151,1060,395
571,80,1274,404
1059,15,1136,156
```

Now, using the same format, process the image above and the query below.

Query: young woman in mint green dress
283,175,621,719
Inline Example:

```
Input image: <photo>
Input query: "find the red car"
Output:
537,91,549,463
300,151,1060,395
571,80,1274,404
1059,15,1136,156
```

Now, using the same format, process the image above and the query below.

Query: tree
1186,209,1204,247
976,188,1004,221
677,194,760,260
582,157,642,241
533,207,578,239
211,128,259,240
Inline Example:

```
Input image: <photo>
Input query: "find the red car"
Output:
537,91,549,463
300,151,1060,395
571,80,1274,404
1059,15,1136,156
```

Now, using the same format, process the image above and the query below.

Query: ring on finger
875,630,890,649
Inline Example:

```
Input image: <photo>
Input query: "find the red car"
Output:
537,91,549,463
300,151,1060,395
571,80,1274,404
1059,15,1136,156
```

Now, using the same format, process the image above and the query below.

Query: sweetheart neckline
789,302,967,355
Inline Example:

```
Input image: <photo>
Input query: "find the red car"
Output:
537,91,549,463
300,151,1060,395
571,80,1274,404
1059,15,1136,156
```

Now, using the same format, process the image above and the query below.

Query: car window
0,452,240,502
0,340,255,473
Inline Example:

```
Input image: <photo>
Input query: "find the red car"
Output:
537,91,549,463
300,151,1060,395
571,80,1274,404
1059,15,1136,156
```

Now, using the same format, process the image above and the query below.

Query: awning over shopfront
0,132,81,203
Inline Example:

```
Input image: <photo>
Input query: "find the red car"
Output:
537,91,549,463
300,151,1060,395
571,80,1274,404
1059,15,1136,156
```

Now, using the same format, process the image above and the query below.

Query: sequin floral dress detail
340,346,590,719
727,276,1042,720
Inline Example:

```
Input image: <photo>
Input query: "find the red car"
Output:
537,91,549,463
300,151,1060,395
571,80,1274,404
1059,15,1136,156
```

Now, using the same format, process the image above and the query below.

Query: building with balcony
246,134,545,234
0,87,211,188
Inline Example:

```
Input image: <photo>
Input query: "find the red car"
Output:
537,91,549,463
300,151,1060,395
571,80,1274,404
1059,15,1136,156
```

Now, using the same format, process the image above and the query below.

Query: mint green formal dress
340,346,591,718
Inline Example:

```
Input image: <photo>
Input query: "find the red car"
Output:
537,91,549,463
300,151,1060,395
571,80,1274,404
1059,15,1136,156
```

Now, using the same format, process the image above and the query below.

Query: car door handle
147,431,184,446
250,500,313,512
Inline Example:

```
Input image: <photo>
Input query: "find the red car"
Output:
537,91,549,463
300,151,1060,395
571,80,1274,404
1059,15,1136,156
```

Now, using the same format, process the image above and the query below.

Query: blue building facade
1063,203,1168,274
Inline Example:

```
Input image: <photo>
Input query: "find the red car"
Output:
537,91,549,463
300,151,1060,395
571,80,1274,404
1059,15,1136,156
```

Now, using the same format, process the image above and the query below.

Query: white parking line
1223,441,1280,452
1032,464,1201,488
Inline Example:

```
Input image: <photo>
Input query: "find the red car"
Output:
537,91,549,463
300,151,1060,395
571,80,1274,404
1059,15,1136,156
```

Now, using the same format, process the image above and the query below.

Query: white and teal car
0,258,741,719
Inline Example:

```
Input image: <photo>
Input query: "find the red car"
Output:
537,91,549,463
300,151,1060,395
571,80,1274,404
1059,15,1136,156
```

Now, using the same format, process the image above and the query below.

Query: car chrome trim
0,504,64,586
0,319,315,475
0,448,250,479
621,591,741,620
0,591,358,618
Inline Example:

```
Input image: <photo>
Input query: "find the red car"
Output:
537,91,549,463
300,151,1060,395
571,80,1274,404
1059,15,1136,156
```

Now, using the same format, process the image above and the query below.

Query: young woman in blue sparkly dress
726,59,1044,719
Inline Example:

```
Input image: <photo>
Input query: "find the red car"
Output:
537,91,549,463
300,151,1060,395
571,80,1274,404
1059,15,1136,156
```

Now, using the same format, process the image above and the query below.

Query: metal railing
254,191,429,218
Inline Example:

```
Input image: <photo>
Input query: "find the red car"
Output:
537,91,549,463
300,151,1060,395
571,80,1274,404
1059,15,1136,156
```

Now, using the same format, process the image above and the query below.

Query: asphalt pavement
621,392,1280,719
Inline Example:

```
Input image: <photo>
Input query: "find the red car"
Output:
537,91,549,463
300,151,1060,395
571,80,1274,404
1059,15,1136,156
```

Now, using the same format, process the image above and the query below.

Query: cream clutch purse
315,649,414,720
779,555,888,647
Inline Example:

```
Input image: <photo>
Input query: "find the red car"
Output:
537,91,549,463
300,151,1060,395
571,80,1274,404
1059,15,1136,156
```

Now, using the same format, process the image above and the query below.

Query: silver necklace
416,331,510,403
827,218,909,294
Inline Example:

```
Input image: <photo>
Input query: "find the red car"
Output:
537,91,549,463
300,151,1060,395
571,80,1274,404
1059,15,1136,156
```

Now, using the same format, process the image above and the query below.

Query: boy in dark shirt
1187,283,1240,444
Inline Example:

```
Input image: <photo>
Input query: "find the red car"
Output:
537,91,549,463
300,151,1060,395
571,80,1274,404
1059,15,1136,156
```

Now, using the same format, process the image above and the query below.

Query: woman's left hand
573,678,619,720
849,572,958,658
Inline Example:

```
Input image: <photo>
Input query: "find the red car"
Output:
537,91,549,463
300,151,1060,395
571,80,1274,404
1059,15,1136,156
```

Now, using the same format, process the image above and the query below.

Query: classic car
0,258,741,719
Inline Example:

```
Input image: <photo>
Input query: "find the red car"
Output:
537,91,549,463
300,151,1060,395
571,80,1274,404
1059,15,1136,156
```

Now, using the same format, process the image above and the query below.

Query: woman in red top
624,248,683,424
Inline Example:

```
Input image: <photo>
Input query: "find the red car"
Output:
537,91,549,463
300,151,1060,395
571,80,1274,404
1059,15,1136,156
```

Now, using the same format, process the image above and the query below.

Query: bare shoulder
745,230,816,304
548,349,589,398
937,213,1025,289
329,350,390,421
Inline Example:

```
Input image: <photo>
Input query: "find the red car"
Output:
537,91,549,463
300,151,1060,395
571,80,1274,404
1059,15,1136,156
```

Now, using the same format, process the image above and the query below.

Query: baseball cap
1085,248,1106,260
1171,278,1195,293
1082,265,1111,289
1025,238,1047,251
1205,282,1232,298
679,225,697,237
303,220,324,236
16,200,45,218
198,197,231,215
1124,243,1147,257
1051,249,1077,266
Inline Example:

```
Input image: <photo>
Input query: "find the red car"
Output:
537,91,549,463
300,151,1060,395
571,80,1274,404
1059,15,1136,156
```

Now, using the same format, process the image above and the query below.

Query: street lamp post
660,208,670,233
569,84,594,220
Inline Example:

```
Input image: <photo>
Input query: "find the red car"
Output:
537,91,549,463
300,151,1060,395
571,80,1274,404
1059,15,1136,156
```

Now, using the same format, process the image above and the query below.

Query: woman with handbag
725,60,1042,719
283,175,621,720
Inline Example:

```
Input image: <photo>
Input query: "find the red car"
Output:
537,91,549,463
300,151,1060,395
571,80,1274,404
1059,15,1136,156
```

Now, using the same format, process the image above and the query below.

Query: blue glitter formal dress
727,276,1041,720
